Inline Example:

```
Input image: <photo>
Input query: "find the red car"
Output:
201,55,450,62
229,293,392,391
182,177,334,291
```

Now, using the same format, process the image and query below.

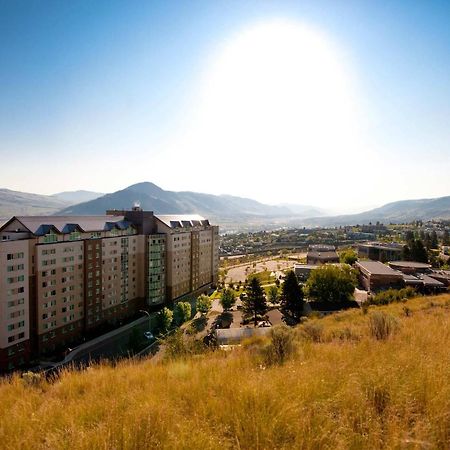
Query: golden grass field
1,294,449,449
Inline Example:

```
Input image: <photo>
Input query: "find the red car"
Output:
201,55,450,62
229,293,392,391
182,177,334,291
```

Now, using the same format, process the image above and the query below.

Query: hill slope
51,190,104,204
304,195,450,226
0,188,69,219
1,294,449,449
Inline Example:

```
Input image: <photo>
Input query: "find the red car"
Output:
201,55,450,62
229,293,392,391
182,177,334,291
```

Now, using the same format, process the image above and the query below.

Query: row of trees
157,264,358,333
226,265,357,326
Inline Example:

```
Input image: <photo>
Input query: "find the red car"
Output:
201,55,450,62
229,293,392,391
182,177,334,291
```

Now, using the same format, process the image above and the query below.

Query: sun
161,19,363,205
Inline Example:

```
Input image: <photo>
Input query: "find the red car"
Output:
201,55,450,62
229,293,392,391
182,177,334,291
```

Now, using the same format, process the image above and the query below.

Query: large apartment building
0,208,219,372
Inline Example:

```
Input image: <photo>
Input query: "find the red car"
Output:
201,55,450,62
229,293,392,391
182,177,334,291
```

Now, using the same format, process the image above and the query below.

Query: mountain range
0,182,449,231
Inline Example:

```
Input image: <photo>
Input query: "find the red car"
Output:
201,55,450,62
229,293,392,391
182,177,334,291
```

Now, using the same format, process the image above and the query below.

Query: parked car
144,331,154,340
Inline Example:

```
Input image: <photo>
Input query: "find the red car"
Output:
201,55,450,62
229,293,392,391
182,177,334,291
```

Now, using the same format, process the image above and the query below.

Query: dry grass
1,294,449,449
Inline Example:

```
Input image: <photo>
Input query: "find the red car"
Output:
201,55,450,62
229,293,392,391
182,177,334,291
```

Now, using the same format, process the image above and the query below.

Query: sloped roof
356,261,402,276
2,215,132,235
155,214,209,229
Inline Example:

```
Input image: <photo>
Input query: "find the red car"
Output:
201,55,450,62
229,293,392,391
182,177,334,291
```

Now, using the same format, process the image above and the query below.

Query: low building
306,245,339,265
387,261,431,275
355,261,404,292
358,242,403,262
293,264,318,282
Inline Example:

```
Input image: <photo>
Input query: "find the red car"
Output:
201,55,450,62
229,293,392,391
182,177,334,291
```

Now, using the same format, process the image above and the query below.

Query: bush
370,287,417,306
263,325,297,365
196,294,212,315
300,321,324,342
369,312,399,340
164,330,206,360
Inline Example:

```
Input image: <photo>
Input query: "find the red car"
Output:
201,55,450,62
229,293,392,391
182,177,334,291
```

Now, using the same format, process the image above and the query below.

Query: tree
174,301,191,325
443,230,450,246
267,285,279,304
196,294,212,315
305,265,356,303
243,277,267,326
410,239,428,263
339,249,358,265
280,270,304,322
430,231,439,249
157,307,173,334
402,244,411,261
220,288,236,311
405,230,414,246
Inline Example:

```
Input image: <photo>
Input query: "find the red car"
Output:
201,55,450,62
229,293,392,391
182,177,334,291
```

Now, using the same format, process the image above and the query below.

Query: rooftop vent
132,201,142,211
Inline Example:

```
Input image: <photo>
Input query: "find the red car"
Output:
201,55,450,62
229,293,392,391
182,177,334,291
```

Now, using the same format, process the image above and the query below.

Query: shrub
369,312,399,340
300,321,324,342
164,330,206,360
196,294,212,315
263,325,297,365
370,287,417,306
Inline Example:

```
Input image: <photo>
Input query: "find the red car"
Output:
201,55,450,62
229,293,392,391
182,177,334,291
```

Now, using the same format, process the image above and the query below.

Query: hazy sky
1,0,449,213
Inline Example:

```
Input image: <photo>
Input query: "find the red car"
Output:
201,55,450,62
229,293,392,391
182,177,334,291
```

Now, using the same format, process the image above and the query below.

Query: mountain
52,190,104,204
303,196,450,226
57,182,294,218
0,188,70,220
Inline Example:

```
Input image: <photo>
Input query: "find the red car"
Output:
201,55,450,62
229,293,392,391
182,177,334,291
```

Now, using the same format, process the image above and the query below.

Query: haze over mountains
0,182,449,231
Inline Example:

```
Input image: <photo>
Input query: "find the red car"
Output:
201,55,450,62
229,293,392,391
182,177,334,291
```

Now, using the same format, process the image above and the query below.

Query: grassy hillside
1,294,449,449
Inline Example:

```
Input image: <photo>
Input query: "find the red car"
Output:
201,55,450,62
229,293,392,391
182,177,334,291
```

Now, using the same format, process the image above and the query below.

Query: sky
1,0,449,214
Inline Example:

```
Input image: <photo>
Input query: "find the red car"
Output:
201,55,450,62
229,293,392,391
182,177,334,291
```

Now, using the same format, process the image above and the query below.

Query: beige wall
36,241,85,335
0,240,30,348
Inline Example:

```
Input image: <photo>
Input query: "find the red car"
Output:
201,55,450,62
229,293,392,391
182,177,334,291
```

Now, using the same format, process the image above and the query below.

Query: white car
144,331,154,340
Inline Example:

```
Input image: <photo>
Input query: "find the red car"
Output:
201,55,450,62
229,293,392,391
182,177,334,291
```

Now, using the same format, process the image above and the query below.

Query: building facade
0,209,219,372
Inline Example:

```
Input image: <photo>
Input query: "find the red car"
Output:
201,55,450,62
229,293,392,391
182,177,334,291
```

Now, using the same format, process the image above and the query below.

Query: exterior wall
0,240,31,370
0,213,219,371
35,240,85,354
147,235,165,305
358,271,404,292
84,239,103,330
211,226,219,285
166,232,192,300
358,245,403,262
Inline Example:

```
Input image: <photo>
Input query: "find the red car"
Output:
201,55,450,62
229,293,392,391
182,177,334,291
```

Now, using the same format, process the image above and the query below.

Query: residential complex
0,208,219,372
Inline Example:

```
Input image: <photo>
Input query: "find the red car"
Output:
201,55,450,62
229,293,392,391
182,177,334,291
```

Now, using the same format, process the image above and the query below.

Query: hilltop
1,294,449,449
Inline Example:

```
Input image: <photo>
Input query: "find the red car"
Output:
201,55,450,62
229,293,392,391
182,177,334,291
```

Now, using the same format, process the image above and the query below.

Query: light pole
139,309,151,332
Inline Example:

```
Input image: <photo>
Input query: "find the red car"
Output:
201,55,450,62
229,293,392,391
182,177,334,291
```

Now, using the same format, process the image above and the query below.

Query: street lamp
139,309,151,332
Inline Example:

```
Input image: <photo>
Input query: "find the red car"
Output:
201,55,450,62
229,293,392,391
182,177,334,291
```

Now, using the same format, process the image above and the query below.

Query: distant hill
52,190,104,204
303,196,450,226
57,182,297,218
0,188,69,220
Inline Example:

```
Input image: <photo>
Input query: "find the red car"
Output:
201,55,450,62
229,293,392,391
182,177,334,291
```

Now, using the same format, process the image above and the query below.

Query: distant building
0,208,219,372
357,242,403,262
293,264,318,282
306,245,339,265
355,261,404,292
387,261,431,275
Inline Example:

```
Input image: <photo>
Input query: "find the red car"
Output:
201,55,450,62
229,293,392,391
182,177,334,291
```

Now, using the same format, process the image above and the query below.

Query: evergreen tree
280,270,304,322
268,285,279,304
430,231,439,249
411,239,428,263
402,245,411,261
443,229,450,246
405,230,414,246
243,277,267,326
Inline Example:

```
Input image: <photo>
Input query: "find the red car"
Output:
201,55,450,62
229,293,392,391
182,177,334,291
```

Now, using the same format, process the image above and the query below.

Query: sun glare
163,20,363,204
